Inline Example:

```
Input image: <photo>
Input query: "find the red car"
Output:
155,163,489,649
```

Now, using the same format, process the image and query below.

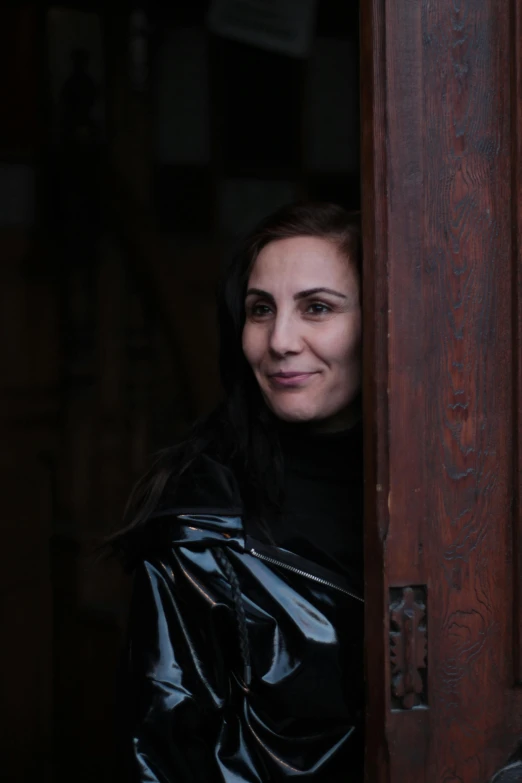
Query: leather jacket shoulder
119,455,365,782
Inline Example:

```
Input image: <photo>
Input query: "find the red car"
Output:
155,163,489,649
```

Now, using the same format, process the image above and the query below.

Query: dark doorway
16,2,363,782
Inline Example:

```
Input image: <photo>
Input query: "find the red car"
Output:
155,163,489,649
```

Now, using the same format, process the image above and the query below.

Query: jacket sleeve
489,763,522,782
489,744,522,782
118,555,226,783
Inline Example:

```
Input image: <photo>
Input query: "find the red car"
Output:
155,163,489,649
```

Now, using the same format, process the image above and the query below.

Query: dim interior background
1,1,360,780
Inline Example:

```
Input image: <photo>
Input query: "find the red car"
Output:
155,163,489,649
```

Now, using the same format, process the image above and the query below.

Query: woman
115,202,365,782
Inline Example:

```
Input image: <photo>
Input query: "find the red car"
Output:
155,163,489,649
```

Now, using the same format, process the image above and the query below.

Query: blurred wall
0,2,360,781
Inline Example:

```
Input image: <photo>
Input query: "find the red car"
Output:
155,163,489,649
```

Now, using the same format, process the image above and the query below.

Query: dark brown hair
243,201,360,275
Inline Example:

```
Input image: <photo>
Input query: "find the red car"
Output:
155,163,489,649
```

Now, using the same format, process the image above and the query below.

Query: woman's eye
250,303,272,317
306,302,331,314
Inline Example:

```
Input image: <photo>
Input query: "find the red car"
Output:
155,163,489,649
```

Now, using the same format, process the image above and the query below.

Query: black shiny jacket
120,454,365,782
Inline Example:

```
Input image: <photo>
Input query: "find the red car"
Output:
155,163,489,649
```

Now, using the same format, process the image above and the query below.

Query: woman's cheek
341,314,362,357
323,319,360,362
242,324,261,368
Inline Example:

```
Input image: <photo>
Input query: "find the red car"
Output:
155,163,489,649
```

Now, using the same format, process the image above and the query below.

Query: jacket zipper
249,548,364,603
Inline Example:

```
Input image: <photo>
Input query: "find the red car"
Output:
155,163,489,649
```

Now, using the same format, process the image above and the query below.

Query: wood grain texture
362,0,520,780
512,0,522,687
421,3,514,780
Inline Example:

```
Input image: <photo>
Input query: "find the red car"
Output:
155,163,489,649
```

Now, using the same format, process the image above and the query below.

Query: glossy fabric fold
120,459,364,782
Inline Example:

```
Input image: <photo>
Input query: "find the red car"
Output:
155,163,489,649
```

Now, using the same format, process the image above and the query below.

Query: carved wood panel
362,0,520,780
390,586,427,711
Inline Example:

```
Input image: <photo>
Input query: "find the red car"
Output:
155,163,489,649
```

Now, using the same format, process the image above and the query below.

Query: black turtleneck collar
276,416,363,482
252,414,365,584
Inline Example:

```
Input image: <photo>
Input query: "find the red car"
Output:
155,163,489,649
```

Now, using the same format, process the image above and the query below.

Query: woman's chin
266,396,362,432
270,405,318,424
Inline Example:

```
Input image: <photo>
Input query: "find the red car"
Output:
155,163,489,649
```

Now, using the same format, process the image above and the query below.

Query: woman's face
242,236,361,432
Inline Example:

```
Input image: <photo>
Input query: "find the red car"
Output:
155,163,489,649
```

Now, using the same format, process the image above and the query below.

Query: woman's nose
268,314,302,357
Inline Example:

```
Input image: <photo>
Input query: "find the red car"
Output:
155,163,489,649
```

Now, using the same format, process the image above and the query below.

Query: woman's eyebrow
295,287,347,300
245,288,275,302
245,286,348,302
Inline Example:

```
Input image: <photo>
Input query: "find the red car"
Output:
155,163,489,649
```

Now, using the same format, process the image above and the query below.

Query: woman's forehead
247,236,357,290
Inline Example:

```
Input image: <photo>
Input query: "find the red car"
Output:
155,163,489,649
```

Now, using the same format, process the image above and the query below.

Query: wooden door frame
360,1,520,781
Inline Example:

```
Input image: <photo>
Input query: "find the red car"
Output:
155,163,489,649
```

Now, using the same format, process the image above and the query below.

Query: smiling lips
268,371,319,387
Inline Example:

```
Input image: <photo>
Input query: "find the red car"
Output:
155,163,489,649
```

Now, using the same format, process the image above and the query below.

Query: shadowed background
0,1,360,780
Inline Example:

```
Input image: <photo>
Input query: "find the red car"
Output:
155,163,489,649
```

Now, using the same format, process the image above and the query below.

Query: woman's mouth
268,372,318,387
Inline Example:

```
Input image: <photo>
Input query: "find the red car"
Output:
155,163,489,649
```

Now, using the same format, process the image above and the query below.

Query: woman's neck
311,398,362,435
274,395,363,438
